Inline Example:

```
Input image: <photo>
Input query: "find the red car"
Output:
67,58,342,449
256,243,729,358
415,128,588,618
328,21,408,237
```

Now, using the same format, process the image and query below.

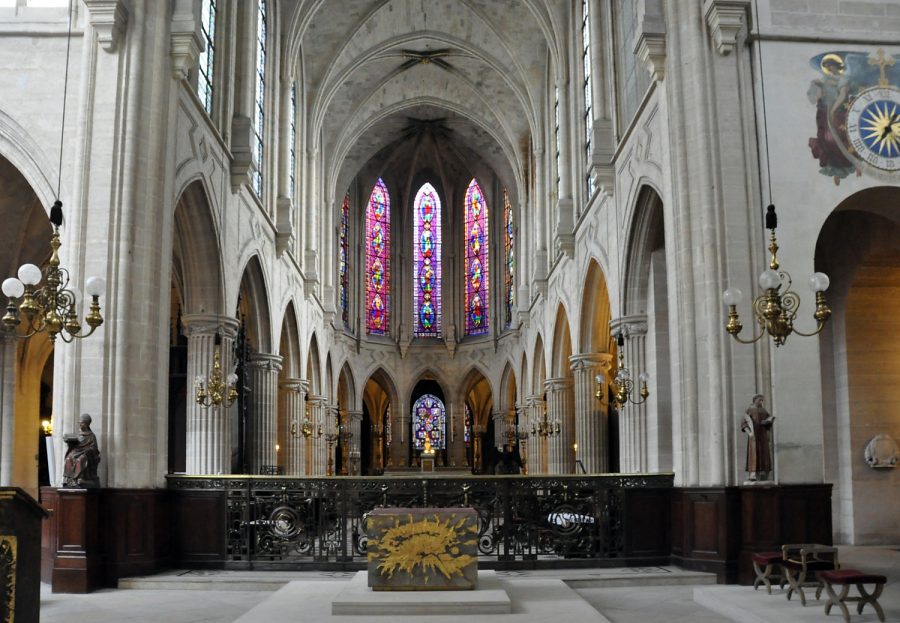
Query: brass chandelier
596,333,650,408
723,205,831,347
2,205,105,342
531,399,559,437
194,343,238,408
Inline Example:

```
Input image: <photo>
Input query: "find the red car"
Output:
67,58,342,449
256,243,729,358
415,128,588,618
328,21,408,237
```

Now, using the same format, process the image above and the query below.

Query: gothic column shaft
611,318,649,473
183,314,239,475
526,395,546,474
492,411,506,449
0,336,16,485
247,353,282,472
347,410,363,475
570,353,614,473
279,378,305,475
545,378,575,474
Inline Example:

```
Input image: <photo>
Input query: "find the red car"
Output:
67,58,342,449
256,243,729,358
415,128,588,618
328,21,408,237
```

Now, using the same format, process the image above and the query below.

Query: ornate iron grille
169,474,672,567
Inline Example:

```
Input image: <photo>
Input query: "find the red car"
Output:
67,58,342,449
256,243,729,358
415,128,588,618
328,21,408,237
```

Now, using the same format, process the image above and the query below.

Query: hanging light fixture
530,397,559,437
596,333,650,407
1,3,105,343
194,336,238,408
722,205,831,347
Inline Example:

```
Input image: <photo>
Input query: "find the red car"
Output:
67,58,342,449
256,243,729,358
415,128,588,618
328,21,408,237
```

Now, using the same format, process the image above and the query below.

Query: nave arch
459,367,494,473
361,367,399,475
816,186,900,545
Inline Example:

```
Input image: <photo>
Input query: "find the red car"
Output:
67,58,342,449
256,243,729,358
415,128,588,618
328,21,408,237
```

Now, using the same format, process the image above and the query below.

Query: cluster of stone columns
279,378,307,475
611,318,649,473
571,353,614,473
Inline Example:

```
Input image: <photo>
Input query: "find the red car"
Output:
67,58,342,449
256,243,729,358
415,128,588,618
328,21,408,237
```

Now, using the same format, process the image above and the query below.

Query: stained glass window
413,183,442,337
198,0,216,114
365,179,390,334
251,0,267,197
340,193,349,328
464,179,489,335
464,403,472,445
582,0,595,197
412,394,446,450
503,189,515,328
289,83,297,199
554,86,561,197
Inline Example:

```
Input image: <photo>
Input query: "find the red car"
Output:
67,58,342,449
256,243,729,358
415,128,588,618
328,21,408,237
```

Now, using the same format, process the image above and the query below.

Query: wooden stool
751,551,785,594
820,569,887,623
781,544,838,606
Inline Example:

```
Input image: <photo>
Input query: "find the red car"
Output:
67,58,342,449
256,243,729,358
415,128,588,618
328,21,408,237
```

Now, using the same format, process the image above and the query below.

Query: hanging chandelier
194,340,238,408
722,205,831,346
595,333,650,408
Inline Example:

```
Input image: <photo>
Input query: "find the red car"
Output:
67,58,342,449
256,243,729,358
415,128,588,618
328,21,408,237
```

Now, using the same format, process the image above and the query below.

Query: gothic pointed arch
578,259,613,354
236,255,273,353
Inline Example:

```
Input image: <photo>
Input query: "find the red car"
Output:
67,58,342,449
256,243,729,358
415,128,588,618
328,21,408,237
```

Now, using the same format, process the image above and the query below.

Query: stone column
491,410,506,450
526,395,546,474
0,335,16,485
246,353,282,473
554,78,575,256
279,377,306,475
183,314,240,475
347,410,363,475
545,377,575,474
570,353,614,473
611,317,649,473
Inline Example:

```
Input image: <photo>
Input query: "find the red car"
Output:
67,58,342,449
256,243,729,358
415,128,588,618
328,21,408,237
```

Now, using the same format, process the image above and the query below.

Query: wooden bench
781,543,839,606
751,551,785,594
820,569,887,623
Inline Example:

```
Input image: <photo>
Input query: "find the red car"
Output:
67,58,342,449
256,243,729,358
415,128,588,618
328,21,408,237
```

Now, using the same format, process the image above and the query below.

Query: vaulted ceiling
281,0,565,203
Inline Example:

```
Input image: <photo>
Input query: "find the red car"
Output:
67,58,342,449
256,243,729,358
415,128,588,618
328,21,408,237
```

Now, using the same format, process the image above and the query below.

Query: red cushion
820,569,887,585
752,552,784,565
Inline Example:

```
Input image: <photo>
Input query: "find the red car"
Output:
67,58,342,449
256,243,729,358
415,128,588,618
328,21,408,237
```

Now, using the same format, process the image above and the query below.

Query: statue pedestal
367,507,478,591
43,488,102,593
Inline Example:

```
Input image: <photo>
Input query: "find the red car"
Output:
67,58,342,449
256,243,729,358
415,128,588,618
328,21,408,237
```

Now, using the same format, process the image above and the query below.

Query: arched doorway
816,186,900,544
409,377,446,467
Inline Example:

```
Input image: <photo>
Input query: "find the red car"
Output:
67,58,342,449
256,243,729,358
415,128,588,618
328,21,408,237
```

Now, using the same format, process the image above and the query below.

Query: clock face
847,86,900,171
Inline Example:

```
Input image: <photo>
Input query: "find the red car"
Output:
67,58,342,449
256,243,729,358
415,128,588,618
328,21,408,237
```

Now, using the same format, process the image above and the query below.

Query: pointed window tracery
464,179,489,336
340,193,349,328
251,0,267,197
413,183,442,338
412,394,446,450
198,0,216,114
582,0,596,197
503,189,515,328
365,179,390,335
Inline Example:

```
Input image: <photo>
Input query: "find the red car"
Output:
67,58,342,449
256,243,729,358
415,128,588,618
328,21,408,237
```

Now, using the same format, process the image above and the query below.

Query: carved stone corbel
83,0,130,53
704,0,751,56
634,0,666,82
170,0,202,81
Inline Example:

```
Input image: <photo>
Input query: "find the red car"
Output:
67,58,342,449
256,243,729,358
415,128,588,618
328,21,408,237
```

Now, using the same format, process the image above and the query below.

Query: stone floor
38,547,899,623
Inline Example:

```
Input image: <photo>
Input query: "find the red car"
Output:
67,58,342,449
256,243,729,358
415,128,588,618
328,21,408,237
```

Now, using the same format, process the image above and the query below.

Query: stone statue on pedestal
741,394,774,483
62,413,100,488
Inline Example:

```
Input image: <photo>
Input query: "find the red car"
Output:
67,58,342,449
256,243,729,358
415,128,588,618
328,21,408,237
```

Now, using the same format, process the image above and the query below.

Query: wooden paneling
670,488,740,583
101,489,169,584
170,489,227,565
623,488,670,559
50,489,102,593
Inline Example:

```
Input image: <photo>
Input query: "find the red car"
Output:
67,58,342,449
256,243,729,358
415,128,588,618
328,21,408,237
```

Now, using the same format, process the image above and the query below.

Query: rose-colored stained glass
340,193,349,327
412,393,445,450
464,179,489,335
365,179,390,334
413,183,442,337
503,189,514,328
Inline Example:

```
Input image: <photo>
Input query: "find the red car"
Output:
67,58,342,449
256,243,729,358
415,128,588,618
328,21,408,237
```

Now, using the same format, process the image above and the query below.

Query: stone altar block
367,507,478,591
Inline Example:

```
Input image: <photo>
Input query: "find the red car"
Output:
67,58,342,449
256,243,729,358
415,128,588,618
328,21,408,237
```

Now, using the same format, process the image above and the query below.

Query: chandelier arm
790,322,828,338
728,329,767,345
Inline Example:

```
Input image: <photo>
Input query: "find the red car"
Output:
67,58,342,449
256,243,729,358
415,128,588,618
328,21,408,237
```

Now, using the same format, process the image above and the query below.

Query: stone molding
170,0,202,81
247,352,283,372
83,0,130,53
275,196,295,255
703,0,751,56
543,377,574,392
279,377,305,393
634,0,666,82
569,352,614,372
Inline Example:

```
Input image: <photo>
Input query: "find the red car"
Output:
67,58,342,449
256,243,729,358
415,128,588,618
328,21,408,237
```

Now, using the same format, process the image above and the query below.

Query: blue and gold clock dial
848,86,900,171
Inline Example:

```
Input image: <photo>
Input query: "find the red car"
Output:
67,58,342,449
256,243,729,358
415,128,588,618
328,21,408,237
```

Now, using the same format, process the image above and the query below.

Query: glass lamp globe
758,269,781,290
808,272,830,292
638,372,650,384
84,276,106,297
722,287,743,306
17,263,42,286
1,278,24,299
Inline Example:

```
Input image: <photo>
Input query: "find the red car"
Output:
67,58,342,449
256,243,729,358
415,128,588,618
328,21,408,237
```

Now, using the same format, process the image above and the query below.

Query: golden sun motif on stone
860,101,900,156
373,515,477,582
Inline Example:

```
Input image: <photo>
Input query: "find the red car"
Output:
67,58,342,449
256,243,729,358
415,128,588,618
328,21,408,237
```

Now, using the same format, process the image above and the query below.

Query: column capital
544,377,574,392
279,377,307,392
347,410,364,422
491,411,506,423
247,352,283,371
569,352,615,372
181,314,241,339
609,315,648,337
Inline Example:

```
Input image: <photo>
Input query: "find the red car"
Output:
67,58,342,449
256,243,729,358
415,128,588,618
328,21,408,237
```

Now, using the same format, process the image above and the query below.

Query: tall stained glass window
412,394,446,450
464,178,489,335
503,189,515,328
289,83,297,199
554,86,561,196
339,193,349,328
582,0,595,197
413,183,442,337
365,179,390,334
251,0,267,197
198,0,216,114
